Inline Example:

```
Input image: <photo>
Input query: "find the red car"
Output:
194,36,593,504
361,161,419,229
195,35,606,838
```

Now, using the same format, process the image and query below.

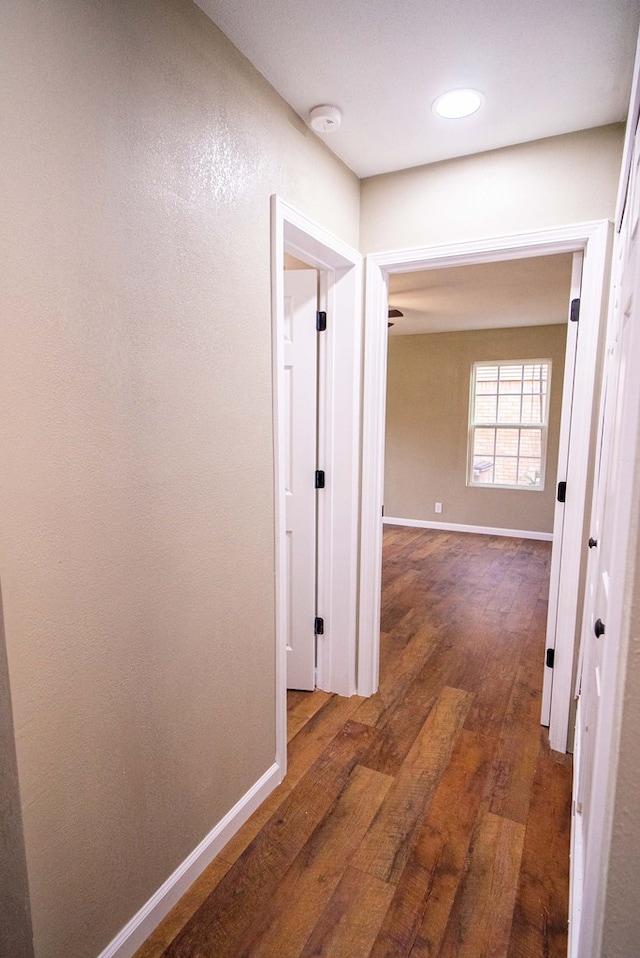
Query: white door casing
546,228,612,751
283,270,318,691
540,251,583,726
272,196,362,777
359,222,611,754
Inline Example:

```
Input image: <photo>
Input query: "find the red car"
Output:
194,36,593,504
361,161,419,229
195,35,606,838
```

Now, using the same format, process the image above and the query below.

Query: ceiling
284,252,575,336
194,0,639,178
387,254,574,335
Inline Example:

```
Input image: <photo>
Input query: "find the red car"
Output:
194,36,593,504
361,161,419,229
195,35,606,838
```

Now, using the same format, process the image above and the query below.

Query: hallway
136,526,572,958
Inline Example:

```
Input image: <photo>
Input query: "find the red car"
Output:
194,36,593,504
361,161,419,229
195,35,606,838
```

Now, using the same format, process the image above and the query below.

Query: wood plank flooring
134,527,572,958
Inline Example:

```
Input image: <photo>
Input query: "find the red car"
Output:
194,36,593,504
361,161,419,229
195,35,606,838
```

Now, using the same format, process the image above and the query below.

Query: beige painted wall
0,1,359,956
360,125,625,253
385,325,567,534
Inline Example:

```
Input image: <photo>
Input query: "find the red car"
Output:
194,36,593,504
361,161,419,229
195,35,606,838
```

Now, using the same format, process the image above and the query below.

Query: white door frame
359,221,611,752
539,251,583,729
271,196,362,774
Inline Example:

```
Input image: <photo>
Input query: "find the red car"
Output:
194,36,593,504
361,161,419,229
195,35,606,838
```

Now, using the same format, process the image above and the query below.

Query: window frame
467,358,552,492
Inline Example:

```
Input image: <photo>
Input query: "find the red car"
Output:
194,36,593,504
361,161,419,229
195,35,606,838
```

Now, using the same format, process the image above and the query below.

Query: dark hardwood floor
135,527,572,958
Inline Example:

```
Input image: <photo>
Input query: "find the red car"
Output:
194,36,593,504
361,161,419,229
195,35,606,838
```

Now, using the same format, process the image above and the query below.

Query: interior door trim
271,196,362,778
359,220,612,752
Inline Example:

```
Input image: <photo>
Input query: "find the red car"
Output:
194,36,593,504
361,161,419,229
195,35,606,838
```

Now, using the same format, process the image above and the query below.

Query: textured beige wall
360,125,624,253
0,1,358,956
385,325,567,534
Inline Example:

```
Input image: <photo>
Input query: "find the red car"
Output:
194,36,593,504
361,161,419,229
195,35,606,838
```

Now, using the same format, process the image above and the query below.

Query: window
468,360,551,489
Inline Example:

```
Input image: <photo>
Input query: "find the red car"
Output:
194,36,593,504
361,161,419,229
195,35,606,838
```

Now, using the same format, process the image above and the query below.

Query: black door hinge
570,298,580,323
316,310,327,332
315,470,325,489
546,648,555,668
314,617,324,635
557,481,567,503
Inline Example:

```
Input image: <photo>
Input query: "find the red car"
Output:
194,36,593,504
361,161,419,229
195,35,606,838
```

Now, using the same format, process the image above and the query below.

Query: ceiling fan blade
388,308,404,318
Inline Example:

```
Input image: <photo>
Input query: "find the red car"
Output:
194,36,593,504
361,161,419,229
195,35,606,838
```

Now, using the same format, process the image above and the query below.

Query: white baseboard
383,516,553,542
97,761,283,958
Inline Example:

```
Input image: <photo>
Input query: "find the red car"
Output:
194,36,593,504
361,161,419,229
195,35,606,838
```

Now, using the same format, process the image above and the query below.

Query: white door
284,270,318,690
578,120,640,820
574,296,619,831
570,110,640,956
540,251,582,726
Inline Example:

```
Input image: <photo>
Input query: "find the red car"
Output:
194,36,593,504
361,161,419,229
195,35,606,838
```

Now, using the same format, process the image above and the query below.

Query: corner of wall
0,582,34,958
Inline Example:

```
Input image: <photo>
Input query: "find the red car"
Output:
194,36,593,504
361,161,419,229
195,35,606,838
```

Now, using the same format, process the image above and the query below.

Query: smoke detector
308,105,342,133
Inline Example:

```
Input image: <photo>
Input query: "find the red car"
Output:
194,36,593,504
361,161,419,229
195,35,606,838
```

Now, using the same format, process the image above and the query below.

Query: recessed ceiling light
433,89,484,119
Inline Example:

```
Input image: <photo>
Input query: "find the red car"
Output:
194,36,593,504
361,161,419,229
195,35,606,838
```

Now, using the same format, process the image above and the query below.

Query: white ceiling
194,0,639,178
387,253,574,335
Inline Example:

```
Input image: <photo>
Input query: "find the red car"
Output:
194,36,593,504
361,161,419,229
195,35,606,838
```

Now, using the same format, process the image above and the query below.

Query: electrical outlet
435,502,443,514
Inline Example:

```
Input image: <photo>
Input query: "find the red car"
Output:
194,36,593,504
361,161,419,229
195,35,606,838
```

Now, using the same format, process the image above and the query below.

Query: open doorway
383,254,572,538
359,222,612,753
271,196,362,778
380,253,572,735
